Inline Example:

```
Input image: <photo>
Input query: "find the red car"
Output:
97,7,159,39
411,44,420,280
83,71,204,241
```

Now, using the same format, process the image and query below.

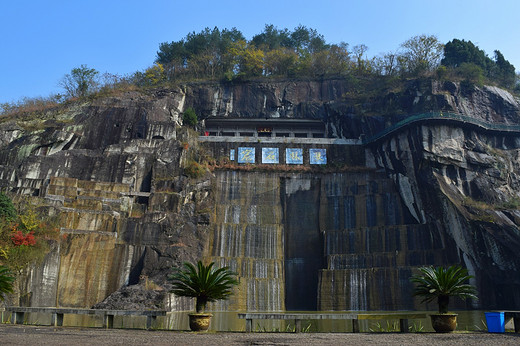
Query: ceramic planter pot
188,313,213,331
430,313,457,332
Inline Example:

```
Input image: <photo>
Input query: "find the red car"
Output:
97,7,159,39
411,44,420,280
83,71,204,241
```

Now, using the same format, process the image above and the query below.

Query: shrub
0,200,59,271
184,160,206,179
11,230,36,246
457,63,484,85
436,65,448,80
59,65,100,99
183,107,198,127
0,192,16,222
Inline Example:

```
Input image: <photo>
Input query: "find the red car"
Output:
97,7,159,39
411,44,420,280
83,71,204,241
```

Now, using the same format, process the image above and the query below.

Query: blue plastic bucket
485,312,505,333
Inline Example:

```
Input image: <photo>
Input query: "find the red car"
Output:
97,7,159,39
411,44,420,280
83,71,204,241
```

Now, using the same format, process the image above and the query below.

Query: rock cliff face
370,124,520,308
1,78,520,311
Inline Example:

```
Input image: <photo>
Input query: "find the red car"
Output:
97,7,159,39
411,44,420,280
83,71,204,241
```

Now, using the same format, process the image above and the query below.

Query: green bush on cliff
183,107,198,127
457,63,485,86
184,160,206,179
0,192,16,222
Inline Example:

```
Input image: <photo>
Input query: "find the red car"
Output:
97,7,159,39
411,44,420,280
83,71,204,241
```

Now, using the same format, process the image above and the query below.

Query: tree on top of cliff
80,27,516,96
441,39,516,88
492,50,516,88
156,27,245,79
251,24,328,54
59,65,100,99
155,24,341,81
441,39,492,71
251,24,293,51
399,34,444,75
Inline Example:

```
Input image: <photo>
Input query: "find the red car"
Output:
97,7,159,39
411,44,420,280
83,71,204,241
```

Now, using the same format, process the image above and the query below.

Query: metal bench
237,312,426,333
3,307,168,329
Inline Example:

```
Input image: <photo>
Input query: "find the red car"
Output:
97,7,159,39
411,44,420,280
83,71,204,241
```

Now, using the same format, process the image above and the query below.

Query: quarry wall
1,78,520,311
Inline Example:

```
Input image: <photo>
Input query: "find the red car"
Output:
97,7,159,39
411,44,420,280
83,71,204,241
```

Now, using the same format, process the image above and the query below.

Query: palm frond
0,265,15,300
410,265,478,309
169,260,239,304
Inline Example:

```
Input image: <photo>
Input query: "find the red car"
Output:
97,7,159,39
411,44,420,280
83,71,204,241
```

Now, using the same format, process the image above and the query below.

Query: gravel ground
1,324,520,345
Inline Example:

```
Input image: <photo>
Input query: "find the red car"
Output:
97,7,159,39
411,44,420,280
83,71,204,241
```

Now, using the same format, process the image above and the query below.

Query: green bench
3,307,168,329
237,312,426,333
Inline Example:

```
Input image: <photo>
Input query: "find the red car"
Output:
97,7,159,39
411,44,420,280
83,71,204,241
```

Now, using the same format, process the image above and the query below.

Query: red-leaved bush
11,230,36,246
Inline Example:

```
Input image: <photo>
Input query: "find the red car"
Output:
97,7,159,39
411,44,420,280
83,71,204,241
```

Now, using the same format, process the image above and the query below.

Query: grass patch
184,160,207,179
209,160,374,174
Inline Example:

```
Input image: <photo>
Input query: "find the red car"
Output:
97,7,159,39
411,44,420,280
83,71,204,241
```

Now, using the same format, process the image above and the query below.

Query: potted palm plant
410,265,477,332
169,260,239,331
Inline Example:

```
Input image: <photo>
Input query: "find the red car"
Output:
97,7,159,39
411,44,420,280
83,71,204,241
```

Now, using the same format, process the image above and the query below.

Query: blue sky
1,0,519,104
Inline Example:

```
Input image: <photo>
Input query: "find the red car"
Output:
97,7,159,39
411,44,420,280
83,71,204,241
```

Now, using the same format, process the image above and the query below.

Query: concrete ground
1,324,520,345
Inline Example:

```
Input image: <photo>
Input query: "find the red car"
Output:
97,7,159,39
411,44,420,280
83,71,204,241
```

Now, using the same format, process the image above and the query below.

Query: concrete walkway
1,324,519,345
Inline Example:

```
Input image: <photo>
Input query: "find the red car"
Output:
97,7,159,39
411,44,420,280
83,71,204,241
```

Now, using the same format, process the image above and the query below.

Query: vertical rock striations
1,78,520,312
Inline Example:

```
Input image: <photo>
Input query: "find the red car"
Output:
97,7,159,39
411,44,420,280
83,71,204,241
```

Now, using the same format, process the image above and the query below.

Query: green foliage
252,24,327,54
169,261,239,312
442,39,516,89
457,63,485,85
399,34,444,75
373,52,401,76
182,107,198,127
492,50,516,88
264,48,298,76
155,24,337,81
251,24,293,51
255,322,312,333
369,320,424,333
133,63,166,87
236,43,265,77
0,265,14,300
369,321,400,332
442,39,492,71
156,27,245,79
410,265,478,313
7,27,520,107
497,197,520,210
409,321,424,332
183,160,206,179
311,43,351,77
0,199,59,272
59,65,99,99
292,25,328,54
0,192,16,222
436,65,448,80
